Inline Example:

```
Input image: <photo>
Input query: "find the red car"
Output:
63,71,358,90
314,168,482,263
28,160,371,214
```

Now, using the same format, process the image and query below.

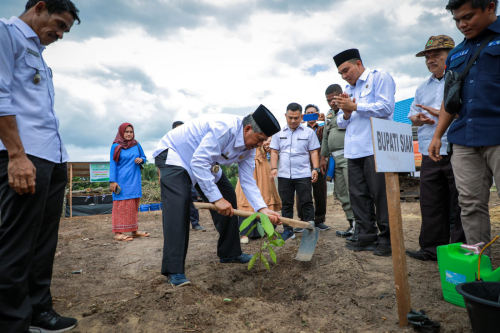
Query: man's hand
428,137,442,162
270,168,278,178
412,113,435,126
134,157,143,164
110,182,118,193
8,154,36,195
334,93,357,113
258,207,281,225
320,156,327,174
416,104,439,117
311,169,318,183
213,198,234,216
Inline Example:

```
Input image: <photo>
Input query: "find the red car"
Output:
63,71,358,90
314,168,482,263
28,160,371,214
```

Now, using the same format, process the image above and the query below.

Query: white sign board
370,117,416,173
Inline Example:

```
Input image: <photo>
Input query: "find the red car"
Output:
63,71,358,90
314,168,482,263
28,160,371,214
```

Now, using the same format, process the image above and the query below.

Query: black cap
333,48,361,67
252,104,280,137
172,121,184,129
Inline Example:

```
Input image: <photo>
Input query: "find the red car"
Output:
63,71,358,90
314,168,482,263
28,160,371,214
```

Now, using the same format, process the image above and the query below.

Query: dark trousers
0,152,67,333
347,156,390,244
189,186,200,227
419,155,465,255
278,177,314,231
159,163,241,275
296,172,327,224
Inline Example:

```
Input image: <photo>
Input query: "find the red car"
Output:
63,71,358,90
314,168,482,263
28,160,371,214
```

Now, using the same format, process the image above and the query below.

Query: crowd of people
0,0,499,332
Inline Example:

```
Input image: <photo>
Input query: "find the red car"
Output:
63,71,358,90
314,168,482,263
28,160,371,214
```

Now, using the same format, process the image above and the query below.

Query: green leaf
239,213,259,232
256,223,265,237
247,253,258,270
259,213,275,237
268,247,277,264
245,224,257,237
260,253,270,270
273,238,285,247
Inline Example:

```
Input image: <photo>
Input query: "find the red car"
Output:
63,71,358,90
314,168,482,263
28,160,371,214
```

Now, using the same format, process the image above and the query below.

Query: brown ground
53,191,500,333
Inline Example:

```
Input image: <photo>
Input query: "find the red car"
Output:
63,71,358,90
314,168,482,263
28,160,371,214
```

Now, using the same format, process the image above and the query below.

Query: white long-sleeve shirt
337,68,396,159
153,115,267,211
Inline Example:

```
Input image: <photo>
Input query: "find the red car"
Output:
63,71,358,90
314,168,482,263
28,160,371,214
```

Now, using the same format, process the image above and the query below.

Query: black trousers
419,155,466,255
159,162,241,275
347,156,390,244
296,172,327,224
278,177,314,231
0,152,67,333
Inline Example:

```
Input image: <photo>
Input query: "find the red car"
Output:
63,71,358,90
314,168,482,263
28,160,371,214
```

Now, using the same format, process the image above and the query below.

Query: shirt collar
10,16,44,51
283,124,304,132
357,68,370,83
488,16,500,34
235,122,246,149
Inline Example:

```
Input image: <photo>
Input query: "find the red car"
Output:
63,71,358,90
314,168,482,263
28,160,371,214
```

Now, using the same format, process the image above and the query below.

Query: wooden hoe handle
193,202,313,229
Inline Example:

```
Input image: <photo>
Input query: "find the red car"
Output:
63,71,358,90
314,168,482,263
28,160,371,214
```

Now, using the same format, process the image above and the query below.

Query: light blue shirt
109,143,146,201
337,68,396,159
0,17,67,163
270,124,320,179
153,115,267,211
407,75,449,156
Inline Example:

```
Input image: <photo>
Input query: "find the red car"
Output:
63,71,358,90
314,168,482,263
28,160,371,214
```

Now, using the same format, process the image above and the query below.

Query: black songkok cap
333,48,361,67
252,104,281,137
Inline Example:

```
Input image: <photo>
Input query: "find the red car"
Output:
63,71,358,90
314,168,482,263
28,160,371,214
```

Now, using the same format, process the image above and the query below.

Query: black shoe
345,240,376,252
373,244,392,257
30,309,77,332
315,223,331,231
406,249,437,261
336,226,353,238
192,224,205,231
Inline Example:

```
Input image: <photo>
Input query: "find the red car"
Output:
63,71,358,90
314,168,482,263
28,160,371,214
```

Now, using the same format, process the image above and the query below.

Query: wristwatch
313,168,321,173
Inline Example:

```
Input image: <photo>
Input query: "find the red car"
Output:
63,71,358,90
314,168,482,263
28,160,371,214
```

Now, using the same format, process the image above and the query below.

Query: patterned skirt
112,198,140,233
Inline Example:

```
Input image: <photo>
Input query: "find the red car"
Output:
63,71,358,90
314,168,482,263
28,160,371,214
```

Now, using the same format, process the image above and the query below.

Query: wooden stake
385,172,411,326
69,163,73,218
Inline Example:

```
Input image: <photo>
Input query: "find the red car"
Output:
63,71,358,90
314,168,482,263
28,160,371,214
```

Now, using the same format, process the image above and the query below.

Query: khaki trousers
451,144,500,246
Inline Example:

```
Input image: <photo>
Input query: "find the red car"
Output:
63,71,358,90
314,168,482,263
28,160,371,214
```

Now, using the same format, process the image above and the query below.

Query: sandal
114,233,134,241
132,231,150,238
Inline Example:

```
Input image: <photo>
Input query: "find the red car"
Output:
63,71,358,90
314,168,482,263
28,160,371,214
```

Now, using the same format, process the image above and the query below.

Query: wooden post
385,172,411,326
69,163,73,218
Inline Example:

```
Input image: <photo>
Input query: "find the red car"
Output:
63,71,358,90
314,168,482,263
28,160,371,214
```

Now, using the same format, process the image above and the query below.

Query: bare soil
53,191,500,333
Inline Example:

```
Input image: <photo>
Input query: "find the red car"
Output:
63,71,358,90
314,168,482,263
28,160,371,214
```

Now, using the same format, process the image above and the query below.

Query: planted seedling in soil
239,213,285,271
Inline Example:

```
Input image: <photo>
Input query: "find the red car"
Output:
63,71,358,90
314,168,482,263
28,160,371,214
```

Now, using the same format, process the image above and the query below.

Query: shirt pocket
358,77,374,102
480,44,500,78
23,51,54,97
448,52,468,72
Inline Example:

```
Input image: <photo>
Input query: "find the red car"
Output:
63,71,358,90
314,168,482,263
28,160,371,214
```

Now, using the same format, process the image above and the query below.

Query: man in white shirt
406,35,465,261
0,1,80,332
333,48,396,257
270,103,320,241
153,105,281,287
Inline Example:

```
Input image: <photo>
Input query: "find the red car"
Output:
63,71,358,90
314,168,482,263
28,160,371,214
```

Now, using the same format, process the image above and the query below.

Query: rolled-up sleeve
356,72,395,118
191,129,230,203
0,23,15,116
238,151,266,211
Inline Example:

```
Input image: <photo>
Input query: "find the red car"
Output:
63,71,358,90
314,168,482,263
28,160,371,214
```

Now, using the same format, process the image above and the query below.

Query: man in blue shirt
270,103,321,241
333,48,396,257
429,0,500,249
406,35,465,261
0,1,80,332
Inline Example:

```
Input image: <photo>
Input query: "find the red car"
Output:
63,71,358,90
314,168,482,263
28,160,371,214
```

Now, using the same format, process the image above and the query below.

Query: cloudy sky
2,0,465,161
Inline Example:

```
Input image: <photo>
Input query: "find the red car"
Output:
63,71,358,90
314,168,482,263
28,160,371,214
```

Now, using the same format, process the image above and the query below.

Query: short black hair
325,84,342,95
446,0,498,11
286,102,302,113
172,121,184,129
304,104,319,113
25,0,81,24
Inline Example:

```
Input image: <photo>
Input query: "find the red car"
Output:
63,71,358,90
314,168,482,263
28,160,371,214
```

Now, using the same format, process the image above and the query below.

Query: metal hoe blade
294,226,319,261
